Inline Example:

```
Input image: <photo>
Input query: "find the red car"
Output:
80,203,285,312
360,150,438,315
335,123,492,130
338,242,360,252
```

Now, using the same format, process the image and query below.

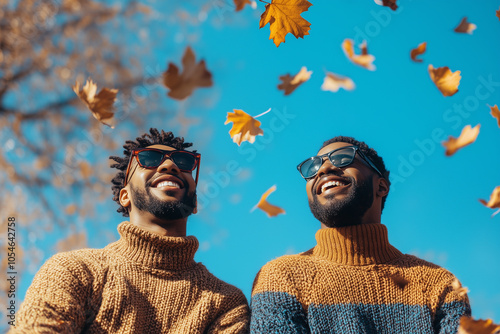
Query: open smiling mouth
155,180,181,189
317,179,351,195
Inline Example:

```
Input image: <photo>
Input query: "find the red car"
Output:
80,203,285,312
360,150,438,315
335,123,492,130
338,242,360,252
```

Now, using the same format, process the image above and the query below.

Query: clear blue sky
18,0,500,323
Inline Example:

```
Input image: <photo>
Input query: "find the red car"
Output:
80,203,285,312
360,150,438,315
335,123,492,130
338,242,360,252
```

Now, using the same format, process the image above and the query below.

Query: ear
376,177,390,198
119,187,131,209
192,195,198,214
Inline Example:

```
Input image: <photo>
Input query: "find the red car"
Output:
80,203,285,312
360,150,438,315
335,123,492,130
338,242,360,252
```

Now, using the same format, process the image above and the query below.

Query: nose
157,157,181,175
316,157,342,178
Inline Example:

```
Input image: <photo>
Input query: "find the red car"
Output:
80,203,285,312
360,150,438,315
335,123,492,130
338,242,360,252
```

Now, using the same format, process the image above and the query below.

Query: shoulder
194,264,248,305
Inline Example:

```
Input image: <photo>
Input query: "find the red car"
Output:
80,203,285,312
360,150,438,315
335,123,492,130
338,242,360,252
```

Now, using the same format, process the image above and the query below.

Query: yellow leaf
234,0,252,11
342,39,376,71
428,64,461,97
278,66,312,95
457,316,500,334
451,278,469,297
410,42,427,63
321,72,355,92
442,124,480,156
224,109,264,145
252,185,285,217
454,17,477,34
489,105,500,128
162,46,213,100
479,186,500,210
73,79,118,128
259,0,312,47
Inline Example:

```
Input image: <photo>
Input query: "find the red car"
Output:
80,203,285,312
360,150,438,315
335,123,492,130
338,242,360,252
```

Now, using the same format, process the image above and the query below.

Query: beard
130,183,196,220
308,175,374,228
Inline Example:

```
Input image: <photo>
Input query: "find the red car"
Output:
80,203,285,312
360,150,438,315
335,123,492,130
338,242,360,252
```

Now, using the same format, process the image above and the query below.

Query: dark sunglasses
124,148,201,186
297,146,383,180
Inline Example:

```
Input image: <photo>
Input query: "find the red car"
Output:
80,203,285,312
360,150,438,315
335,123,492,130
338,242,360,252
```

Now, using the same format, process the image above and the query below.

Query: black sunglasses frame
297,146,383,180
124,148,201,186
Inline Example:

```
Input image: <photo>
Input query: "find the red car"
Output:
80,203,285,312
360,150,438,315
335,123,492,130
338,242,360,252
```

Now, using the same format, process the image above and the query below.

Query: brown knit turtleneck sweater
10,222,250,333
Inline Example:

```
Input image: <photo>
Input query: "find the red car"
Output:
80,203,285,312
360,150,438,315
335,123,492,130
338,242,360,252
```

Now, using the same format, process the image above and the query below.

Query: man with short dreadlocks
11,128,250,334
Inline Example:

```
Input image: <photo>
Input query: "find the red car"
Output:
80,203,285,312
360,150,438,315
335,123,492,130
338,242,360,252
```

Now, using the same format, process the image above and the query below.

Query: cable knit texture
250,224,470,334
10,222,250,333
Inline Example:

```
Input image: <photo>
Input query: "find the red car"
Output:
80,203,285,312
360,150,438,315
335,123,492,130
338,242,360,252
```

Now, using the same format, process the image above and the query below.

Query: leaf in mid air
224,109,265,145
342,39,376,71
234,0,252,11
259,0,312,47
278,66,312,95
479,186,500,217
162,46,213,100
252,185,285,217
457,316,500,334
489,105,500,127
321,72,355,92
442,124,480,156
428,64,461,97
496,7,500,21
454,17,477,34
410,42,427,63
73,79,118,128
374,0,398,11
451,278,469,297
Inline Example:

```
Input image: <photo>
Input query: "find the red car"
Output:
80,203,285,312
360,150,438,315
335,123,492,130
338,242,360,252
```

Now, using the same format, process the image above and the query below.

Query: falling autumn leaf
410,42,427,63
451,278,469,297
234,0,252,11
162,46,213,100
73,79,118,128
479,186,500,217
342,39,376,71
251,185,285,217
489,105,500,127
278,66,312,95
457,316,500,334
442,124,480,156
454,17,477,34
374,0,398,11
321,72,355,92
496,7,500,21
224,109,266,145
428,64,461,97
259,0,312,47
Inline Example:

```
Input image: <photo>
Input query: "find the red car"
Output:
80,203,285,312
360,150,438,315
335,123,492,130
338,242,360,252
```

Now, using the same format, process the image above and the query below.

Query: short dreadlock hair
321,136,391,211
110,128,194,217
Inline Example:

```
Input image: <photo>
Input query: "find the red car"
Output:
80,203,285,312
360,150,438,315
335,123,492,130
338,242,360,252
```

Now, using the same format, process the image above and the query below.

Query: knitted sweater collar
313,223,402,266
110,222,199,270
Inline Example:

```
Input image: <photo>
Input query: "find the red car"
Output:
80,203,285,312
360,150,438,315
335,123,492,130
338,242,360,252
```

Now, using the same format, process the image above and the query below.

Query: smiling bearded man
11,128,249,334
250,136,471,334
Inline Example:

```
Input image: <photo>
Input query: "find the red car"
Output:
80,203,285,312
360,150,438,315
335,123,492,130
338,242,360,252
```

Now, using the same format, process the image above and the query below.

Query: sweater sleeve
9,252,94,333
206,286,250,334
250,259,310,334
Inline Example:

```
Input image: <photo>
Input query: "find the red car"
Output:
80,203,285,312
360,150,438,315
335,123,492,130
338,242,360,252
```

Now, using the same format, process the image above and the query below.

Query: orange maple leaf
428,64,461,97
252,185,285,217
496,7,500,21
224,109,266,145
342,39,376,71
321,72,355,92
489,105,500,127
410,42,427,63
479,186,500,216
454,17,477,34
442,124,480,156
259,0,312,47
458,316,500,334
278,66,312,95
162,46,213,100
234,0,252,11
73,79,118,128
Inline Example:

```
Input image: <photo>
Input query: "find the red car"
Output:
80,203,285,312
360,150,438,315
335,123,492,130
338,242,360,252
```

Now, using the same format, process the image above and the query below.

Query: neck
129,210,187,237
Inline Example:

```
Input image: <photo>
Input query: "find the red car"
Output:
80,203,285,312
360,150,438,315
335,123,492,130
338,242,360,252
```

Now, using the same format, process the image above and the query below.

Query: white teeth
156,181,180,188
321,180,346,193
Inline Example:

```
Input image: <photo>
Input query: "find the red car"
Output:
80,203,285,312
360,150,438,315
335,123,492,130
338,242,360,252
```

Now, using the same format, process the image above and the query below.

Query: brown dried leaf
342,39,376,71
479,186,500,210
224,109,264,145
410,42,427,63
259,0,312,47
451,278,469,297
375,0,398,11
234,0,252,11
457,316,500,334
252,185,285,217
73,79,118,128
278,66,312,95
321,72,355,92
442,124,480,156
428,65,461,97
489,105,500,128
496,8,500,21
454,17,477,34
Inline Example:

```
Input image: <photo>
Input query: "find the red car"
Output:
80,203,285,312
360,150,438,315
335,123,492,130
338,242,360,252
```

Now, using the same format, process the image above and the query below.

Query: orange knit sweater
10,222,250,333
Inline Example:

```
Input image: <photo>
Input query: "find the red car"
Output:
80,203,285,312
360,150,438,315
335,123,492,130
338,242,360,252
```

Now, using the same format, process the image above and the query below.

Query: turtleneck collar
109,222,199,271
313,223,402,266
